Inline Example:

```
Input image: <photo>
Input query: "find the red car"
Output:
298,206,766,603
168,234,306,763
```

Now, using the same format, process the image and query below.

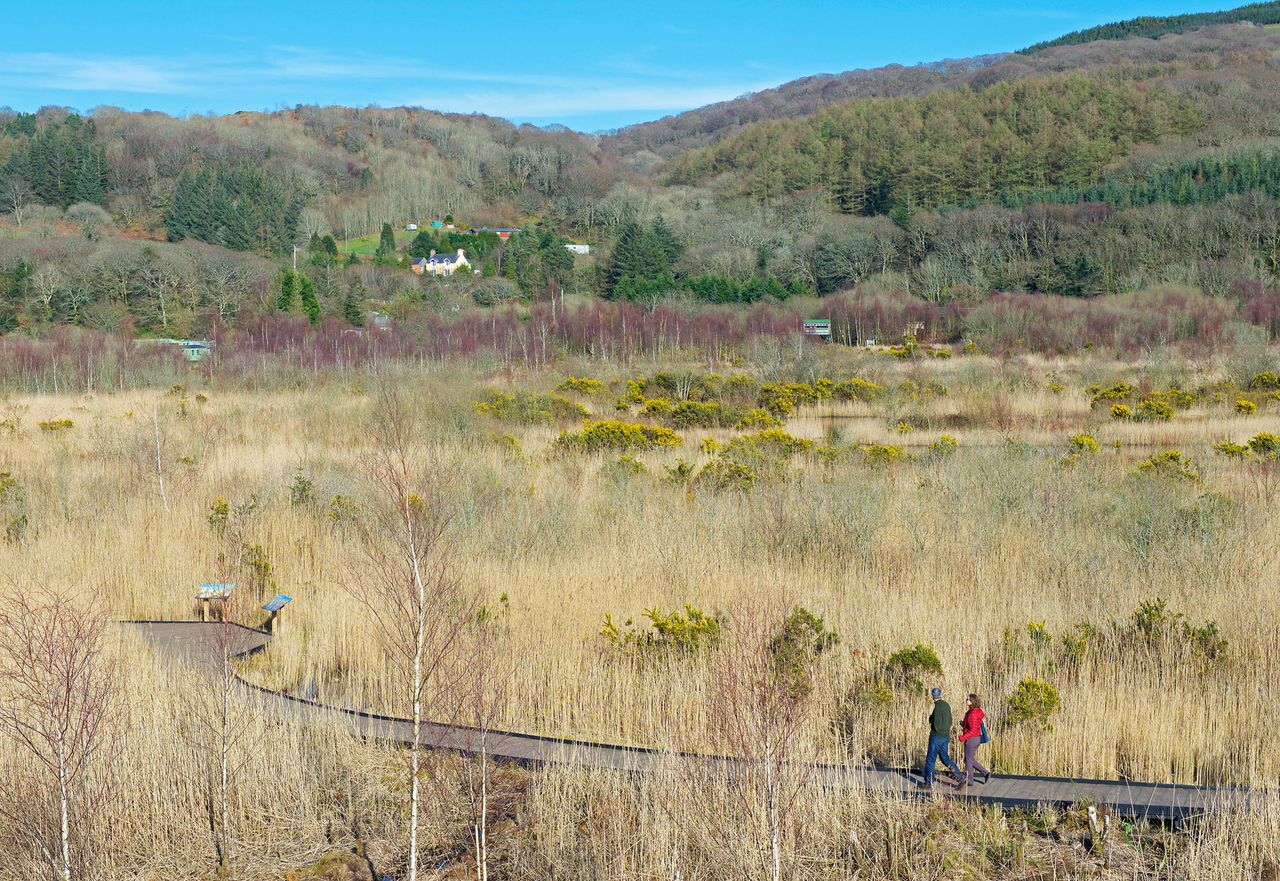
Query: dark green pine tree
275,268,298,311
650,216,682,270
343,279,365,326
408,230,437,259
298,274,321,324
606,221,646,294
375,222,396,260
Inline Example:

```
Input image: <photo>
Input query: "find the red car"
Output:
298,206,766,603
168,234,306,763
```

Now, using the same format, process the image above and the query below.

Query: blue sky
0,1,1241,131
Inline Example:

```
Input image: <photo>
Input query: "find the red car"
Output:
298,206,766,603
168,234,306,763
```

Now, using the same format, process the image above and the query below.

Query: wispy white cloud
0,52,184,93
0,47,768,124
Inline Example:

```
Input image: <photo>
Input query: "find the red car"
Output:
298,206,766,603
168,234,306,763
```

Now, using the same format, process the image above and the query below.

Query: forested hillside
1020,0,1280,53
665,75,1200,210
3,4,1280,347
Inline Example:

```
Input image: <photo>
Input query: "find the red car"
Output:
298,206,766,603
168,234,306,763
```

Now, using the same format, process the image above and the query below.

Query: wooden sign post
261,593,293,634
196,583,234,622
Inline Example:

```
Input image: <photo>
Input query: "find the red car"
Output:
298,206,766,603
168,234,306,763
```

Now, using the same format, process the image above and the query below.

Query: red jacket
959,706,984,742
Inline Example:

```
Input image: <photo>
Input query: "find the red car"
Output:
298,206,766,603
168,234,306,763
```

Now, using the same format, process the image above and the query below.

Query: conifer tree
376,222,397,260
298,274,321,324
275,268,297,311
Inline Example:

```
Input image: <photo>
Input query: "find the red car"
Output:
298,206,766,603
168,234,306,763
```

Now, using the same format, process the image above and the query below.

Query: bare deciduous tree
0,590,119,881
2,178,33,227
351,381,470,881
179,518,261,873
703,603,821,881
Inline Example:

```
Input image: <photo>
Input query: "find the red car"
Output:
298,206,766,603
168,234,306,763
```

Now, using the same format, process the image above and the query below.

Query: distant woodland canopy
166,160,308,255
1019,1,1280,53
666,74,1201,212
4,3,1280,342
1,112,109,208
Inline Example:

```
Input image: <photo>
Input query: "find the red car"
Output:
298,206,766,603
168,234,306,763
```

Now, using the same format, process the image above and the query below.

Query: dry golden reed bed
2,347,1279,880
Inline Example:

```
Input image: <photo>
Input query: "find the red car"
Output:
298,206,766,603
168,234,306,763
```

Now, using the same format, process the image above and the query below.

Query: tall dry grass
1,349,1279,878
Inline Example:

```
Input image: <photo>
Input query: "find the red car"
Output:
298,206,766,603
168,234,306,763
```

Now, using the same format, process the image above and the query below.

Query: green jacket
930,699,953,738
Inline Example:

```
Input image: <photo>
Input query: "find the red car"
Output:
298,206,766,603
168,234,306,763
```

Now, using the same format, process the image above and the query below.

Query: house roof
428,252,464,264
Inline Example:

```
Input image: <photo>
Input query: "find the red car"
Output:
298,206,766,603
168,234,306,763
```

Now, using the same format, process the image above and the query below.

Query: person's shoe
980,771,991,785
954,782,968,792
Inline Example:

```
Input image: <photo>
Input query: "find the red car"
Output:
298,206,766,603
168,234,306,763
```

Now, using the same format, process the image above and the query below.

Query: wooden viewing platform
128,621,1257,823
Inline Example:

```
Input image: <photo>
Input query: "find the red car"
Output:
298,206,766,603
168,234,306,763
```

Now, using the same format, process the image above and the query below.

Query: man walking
921,686,963,788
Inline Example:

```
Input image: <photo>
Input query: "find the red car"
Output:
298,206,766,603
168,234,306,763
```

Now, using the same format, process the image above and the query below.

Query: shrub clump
1235,398,1258,416
601,604,722,657
724,428,814,458
1006,678,1061,728
832,378,884,402
1135,449,1199,481
1248,371,1280,391
1069,433,1099,454
695,457,758,492
768,605,840,699
0,471,30,542
474,390,588,425
557,376,604,396
37,418,74,432
859,443,906,465
884,642,943,694
1110,403,1133,421
556,419,683,453
1213,440,1250,458
1136,399,1175,422
1249,432,1280,456
928,435,958,455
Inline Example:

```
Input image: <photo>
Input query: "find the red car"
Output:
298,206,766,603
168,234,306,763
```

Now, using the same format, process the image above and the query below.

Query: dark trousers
963,737,990,784
924,734,961,784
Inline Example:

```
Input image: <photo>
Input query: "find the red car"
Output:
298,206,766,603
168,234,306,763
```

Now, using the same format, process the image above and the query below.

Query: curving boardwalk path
129,621,1254,823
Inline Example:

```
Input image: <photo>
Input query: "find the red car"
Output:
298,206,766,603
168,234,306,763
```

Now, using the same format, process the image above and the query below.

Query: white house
565,243,590,255
413,249,471,277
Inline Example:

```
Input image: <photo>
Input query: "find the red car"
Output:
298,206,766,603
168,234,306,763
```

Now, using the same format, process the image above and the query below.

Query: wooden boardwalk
129,621,1255,822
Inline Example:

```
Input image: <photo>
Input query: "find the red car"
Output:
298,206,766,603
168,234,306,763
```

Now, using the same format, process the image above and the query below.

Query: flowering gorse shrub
724,429,814,458
1110,403,1133,420
832,378,884,402
557,376,604,395
1136,449,1199,481
1006,678,1061,728
556,420,683,453
734,408,781,430
929,435,958,455
1069,433,1100,454
37,418,74,432
474,390,587,425
1249,432,1280,456
1136,399,1175,422
601,604,722,657
695,457,758,491
860,443,906,465
1088,382,1134,407
1249,371,1280,391
1235,398,1258,416
1213,440,1250,458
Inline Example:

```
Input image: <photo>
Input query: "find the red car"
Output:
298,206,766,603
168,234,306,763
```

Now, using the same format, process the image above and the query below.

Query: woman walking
957,692,991,789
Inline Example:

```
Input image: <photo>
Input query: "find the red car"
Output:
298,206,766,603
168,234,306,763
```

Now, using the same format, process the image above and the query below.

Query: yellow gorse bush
556,420,683,453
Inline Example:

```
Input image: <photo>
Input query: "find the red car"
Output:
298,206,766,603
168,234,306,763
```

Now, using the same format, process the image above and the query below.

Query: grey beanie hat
931,687,942,699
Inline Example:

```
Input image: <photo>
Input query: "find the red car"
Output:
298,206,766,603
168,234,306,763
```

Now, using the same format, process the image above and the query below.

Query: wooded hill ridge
2,3,1280,344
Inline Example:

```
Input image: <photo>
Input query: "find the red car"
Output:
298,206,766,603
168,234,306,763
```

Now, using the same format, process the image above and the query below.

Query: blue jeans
924,734,961,785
